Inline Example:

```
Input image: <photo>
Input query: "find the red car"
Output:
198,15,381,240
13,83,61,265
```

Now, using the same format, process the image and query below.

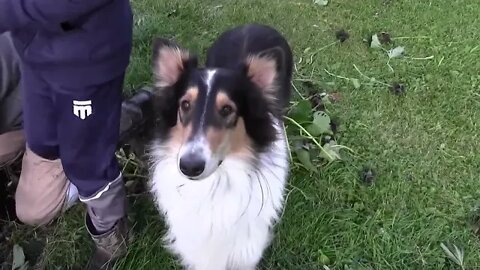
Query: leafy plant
367,32,433,72
285,88,350,173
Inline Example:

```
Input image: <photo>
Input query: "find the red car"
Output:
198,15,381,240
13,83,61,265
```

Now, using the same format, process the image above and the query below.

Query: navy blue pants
21,65,123,198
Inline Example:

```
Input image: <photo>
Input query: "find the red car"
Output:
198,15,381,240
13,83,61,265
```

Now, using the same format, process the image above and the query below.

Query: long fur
149,121,288,270
148,24,292,270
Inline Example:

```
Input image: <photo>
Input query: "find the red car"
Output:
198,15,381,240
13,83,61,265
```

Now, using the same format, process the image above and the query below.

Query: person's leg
0,32,22,135
12,65,152,226
14,65,78,225
0,130,24,166
1,31,75,225
3,31,150,229
0,32,24,166
52,74,128,267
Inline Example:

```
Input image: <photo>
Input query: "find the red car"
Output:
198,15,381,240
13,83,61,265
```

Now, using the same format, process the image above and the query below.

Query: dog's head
151,38,287,180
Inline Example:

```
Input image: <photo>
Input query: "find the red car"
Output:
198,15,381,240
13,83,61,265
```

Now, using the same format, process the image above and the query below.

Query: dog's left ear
244,47,285,101
152,38,198,89
152,38,198,127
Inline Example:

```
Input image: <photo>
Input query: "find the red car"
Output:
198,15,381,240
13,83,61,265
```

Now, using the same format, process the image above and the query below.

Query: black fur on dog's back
206,24,293,110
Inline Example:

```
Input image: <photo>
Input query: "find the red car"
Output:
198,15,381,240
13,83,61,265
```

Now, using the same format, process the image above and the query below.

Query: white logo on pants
73,100,92,120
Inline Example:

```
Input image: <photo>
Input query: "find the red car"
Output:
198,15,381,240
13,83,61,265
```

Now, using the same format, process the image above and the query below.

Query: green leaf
351,78,361,89
319,253,330,265
387,46,405,59
370,34,382,49
12,244,27,270
319,140,341,161
289,100,312,123
306,124,321,136
307,111,332,136
313,0,329,6
295,148,318,173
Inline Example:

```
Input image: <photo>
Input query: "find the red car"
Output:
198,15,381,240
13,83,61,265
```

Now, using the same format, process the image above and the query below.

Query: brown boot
85,214,129,270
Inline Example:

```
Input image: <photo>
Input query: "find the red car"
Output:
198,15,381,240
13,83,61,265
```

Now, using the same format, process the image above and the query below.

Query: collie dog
148,24,293,270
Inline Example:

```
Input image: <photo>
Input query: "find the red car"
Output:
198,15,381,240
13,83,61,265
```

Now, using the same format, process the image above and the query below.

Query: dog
148,24,293,270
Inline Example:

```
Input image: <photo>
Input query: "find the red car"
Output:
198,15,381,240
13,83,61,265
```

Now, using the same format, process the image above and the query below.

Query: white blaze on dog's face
176,74,240,180
152,38,283,180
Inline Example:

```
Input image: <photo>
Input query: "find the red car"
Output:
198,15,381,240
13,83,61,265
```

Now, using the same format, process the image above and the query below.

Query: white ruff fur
149,123,289,270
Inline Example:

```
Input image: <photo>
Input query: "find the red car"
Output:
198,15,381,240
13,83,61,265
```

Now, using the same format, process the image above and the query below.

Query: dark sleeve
0,0,113,33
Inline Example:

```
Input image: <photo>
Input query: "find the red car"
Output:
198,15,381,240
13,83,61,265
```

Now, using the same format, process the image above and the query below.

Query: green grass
9,0,480,269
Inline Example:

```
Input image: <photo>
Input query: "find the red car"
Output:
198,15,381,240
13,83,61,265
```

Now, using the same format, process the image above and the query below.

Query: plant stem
284,116,333,161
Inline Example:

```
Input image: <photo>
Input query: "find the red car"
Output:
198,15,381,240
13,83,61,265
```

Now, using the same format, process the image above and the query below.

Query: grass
5,0,480,269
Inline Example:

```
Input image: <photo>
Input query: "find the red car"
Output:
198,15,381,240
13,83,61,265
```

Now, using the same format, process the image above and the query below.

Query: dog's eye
219,105,234,117
181,100,191,112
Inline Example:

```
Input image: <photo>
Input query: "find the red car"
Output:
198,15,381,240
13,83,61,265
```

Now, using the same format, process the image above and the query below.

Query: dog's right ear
152,38,198,89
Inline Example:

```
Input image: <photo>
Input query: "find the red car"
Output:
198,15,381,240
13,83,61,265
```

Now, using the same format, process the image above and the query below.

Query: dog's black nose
179,154,206,178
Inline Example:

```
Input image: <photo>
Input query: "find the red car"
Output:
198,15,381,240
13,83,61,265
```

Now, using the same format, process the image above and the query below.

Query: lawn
4,0,480,269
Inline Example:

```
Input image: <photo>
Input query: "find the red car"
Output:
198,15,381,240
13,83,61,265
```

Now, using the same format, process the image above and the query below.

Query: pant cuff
81,174,127,234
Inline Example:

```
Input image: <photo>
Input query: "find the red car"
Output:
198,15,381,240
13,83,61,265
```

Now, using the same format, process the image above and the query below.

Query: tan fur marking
215,92,236,111
168,87,198,150
203,91,239,153
182,87,199,102
216,91,237,126
178,87,199,120
230,118,254,157
206,128,227,153
205,117,253,158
